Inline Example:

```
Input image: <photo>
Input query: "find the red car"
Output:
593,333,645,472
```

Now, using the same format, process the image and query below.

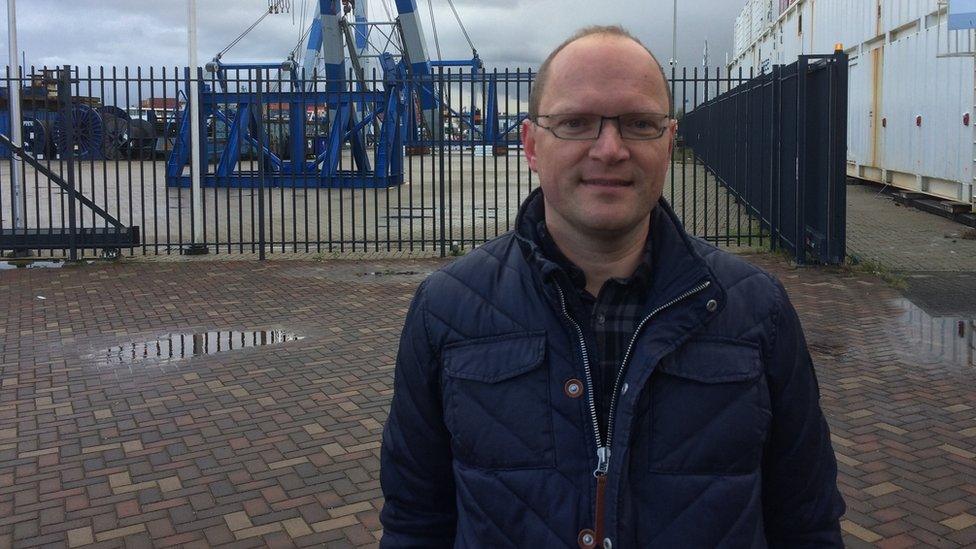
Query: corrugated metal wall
729,0,975,204
882,23,973,191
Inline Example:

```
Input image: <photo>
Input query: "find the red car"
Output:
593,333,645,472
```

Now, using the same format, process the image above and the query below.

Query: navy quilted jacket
380,189,845,548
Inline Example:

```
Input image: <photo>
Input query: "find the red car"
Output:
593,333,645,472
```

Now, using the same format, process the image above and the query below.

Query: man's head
522,26,676,242
528,26,673,120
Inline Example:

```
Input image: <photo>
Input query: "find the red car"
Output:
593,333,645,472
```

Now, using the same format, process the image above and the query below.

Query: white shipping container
729,0,976,206
751,0,773,39
736,5,754,56
735,12,746,54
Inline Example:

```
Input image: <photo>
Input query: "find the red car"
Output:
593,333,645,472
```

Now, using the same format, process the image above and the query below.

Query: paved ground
846,182,976,274
1,252,975,548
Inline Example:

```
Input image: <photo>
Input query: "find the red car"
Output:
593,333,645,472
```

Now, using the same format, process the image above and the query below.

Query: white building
730,0,975,207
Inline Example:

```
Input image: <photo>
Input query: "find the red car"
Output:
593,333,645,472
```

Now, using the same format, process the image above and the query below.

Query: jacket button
564,379,584,399
603,538,613,549
577,529,597,548
706,299,718,312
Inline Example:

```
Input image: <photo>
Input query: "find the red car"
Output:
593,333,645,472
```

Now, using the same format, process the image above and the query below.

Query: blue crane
165,0,519,189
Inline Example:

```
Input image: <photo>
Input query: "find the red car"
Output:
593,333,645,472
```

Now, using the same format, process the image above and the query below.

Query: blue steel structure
165,0,521,189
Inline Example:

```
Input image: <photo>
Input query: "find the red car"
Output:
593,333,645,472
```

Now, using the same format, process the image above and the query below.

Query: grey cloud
2,0,741,71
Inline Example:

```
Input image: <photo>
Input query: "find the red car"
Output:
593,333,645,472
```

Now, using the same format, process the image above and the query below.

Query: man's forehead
541,35,667,109
549,35,659,75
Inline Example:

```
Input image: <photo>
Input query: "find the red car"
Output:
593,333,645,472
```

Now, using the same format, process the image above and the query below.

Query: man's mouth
582,179,632,187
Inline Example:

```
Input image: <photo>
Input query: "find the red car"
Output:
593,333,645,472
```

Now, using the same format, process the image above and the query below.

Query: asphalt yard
1,251,975,547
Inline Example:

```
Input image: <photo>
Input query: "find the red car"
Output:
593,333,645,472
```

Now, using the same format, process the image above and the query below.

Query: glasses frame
532,112,673,141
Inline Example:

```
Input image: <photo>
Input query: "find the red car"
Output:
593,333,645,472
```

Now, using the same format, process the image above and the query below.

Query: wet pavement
1,254,976,547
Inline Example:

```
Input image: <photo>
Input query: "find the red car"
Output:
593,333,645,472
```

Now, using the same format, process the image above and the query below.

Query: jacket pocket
647,338,770,475
442,332,554,469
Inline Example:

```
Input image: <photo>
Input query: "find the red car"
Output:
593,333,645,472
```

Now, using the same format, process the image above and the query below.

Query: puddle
93,329,304,365
894,298,975,367
0,260,66,270
360,270,424,277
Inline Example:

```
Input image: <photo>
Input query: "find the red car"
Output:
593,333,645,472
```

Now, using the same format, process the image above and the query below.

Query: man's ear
522,119,538,172
667,119,678,158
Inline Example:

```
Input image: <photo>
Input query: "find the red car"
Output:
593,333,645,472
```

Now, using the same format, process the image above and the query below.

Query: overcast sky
0,0,743,72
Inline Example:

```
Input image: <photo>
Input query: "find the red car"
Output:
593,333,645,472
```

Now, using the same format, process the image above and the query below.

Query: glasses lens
548,114,601,139
619,114,668,139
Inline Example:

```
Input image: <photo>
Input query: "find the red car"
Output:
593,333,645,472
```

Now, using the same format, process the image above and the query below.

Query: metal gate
679,53,849,265
0,66,139,259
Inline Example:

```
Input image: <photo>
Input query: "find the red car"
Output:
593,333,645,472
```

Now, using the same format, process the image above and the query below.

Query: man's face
523,35,676,239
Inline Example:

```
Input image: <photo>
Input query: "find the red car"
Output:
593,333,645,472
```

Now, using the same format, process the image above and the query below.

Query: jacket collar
513,187,721,312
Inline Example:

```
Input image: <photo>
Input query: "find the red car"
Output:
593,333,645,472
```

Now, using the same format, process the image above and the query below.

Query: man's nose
588,119,630,163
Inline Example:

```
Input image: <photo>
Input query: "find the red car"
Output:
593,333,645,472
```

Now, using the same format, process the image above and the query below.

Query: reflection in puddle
95,329,304,365
0,260,66,270
894,299,975,367
360,270,424,277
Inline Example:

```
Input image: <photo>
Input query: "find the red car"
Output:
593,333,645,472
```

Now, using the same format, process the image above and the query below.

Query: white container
735,4,754,56
751,0,773,40
729,0,976,205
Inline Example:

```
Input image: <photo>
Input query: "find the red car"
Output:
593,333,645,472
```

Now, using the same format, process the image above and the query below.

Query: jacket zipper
555,279,711,541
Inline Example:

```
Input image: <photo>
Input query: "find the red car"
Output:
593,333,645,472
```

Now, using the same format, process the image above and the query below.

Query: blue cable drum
52,104,103,159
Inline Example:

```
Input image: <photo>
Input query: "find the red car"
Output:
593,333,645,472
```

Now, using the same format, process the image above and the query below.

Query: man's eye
627,117,659,130
558,117,590,128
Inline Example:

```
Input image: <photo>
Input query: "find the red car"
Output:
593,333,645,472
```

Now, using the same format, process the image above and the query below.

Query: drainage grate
386,207,435,220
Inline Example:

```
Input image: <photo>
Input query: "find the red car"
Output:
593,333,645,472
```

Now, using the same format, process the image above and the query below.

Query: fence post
437,67,447,257
828,51,849,264
255,71,267,261
795,56,809,265
770,64,782,252
58,65,78,261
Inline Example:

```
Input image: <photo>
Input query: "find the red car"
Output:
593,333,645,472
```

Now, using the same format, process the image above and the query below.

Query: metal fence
679,53,850,265
0,63,771,259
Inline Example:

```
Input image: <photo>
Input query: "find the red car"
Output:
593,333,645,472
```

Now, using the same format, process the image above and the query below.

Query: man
380,26,845,548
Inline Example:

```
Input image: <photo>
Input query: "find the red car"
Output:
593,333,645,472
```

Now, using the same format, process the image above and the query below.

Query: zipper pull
594,446,610,477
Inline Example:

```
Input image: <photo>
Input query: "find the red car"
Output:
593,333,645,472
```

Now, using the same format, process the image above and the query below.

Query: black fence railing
679,53,849,265
0,63,782,259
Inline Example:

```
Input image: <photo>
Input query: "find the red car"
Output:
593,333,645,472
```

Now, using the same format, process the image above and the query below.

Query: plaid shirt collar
521,193,655,296
535,218,654,296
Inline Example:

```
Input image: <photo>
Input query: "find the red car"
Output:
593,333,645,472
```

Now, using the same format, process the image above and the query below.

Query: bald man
380,26,845,548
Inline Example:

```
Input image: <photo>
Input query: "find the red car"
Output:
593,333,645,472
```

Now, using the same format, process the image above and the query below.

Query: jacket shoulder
687,237,794,347
417,233,537,344
423,232,521,293
690,237,783,298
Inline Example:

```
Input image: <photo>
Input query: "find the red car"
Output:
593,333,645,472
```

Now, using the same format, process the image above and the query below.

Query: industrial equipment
164,0,525,189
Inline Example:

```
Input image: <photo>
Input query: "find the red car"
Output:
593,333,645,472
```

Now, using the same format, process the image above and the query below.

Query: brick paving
1,253,975,547
846,182,976,273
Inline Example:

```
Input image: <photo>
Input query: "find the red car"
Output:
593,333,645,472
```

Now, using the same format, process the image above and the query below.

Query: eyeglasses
533,112,672,141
